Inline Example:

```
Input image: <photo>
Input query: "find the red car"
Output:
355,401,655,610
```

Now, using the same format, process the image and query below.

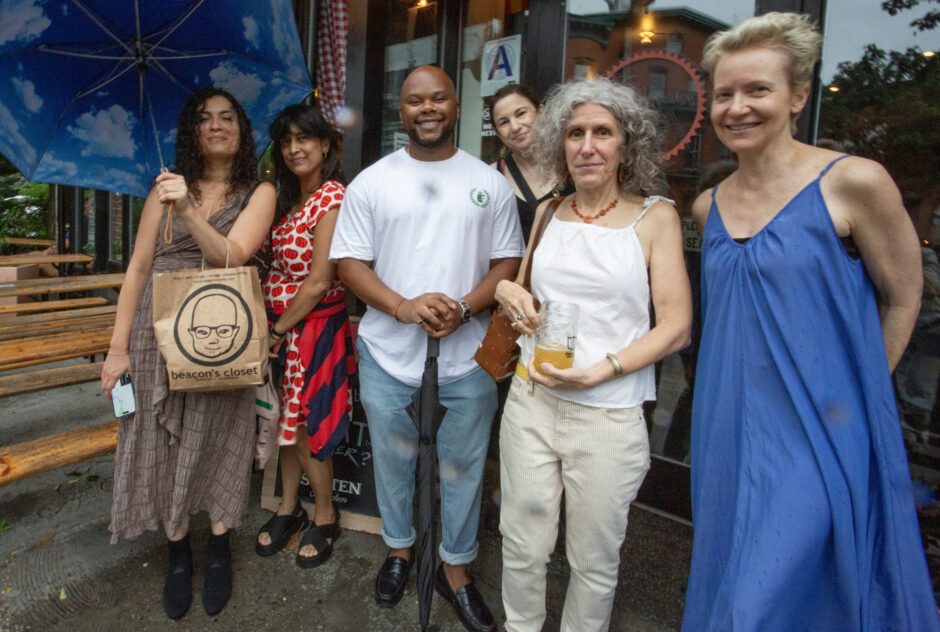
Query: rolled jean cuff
440,541,479,566
381,527,416,550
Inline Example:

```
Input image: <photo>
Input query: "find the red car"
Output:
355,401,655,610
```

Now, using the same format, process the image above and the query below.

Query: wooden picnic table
0,296,109,316
0,253,92,266
0,304,116,326
0,326,113,372
0,273,123,299
4,238,54,247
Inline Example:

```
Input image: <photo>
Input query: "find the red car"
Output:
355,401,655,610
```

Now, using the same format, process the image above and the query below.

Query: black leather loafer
434,563,496,632
374,550,413,607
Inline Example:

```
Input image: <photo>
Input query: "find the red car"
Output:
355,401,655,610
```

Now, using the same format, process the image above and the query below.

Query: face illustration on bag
169,281,254,367
187,293,241,358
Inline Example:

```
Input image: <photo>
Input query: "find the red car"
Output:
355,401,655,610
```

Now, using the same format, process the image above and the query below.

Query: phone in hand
111,374,136,417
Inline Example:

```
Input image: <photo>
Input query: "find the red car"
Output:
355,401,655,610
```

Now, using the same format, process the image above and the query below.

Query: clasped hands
396,293,462,339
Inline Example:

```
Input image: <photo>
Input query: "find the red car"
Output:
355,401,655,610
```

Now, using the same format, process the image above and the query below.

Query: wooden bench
0,253,92,266
0,362,105,398
3,238,54,248
0,327,113,372
0,304,117,326
0,419,119,486
0,313,116,341
0,273,124,299
0,296,109,316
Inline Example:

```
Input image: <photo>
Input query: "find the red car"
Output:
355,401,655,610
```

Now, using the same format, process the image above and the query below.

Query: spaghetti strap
630,195,674,229
819,154,850,178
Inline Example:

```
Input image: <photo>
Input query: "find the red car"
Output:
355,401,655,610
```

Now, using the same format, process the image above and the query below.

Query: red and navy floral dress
263,180,354,459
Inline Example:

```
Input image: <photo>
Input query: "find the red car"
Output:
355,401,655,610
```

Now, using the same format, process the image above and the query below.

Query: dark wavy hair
174,88,257,203
491,83,542,110
268,104,344,224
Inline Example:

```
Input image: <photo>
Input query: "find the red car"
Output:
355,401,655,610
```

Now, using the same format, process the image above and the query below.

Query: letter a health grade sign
481,35,522,97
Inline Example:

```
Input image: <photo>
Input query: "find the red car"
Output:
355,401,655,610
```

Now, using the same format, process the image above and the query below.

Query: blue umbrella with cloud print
0,0,312,198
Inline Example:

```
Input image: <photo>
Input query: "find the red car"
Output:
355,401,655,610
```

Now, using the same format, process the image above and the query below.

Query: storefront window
818,0,940,587
378,0,440,157
563,1,940,580
456,0,529,162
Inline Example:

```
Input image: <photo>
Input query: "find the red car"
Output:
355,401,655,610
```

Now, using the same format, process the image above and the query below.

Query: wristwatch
458,299,472,325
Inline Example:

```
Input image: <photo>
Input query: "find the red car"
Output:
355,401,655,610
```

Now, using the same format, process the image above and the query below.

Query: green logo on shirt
469,188,491,208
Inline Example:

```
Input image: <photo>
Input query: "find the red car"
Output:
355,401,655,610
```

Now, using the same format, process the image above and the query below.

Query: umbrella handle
162,201,175,243
427,336,440,359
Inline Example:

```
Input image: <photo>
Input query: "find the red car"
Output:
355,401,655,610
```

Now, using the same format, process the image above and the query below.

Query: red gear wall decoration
604,50,707,162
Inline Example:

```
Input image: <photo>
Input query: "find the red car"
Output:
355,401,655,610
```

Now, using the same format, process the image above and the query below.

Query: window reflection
563,0,940,588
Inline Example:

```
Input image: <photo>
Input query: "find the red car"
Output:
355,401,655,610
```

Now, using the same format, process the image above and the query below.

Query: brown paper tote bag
152,256,268,392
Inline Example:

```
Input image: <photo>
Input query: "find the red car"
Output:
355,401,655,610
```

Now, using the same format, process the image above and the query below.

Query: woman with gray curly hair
683,12,936,632
493,77,691,631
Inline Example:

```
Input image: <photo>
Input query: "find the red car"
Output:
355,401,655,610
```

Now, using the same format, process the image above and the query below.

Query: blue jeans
358,342,496,565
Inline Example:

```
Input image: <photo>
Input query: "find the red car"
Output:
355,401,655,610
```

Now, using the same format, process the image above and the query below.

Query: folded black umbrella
406,336,448,631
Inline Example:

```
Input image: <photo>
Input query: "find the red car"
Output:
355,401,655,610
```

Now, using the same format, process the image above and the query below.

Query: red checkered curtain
317,0,348,131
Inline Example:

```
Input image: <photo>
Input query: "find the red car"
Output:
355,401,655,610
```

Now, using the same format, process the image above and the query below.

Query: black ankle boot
163,535,193,620
203,531,232,616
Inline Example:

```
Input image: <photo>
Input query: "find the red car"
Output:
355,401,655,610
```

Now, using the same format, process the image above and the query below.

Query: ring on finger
516,313,525,320
417,319,425,327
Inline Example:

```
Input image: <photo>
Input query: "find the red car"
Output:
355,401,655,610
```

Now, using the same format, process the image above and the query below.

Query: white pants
499,375,651,632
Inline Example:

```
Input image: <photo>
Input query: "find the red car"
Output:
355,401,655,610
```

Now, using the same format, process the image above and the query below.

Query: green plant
0,174,50,241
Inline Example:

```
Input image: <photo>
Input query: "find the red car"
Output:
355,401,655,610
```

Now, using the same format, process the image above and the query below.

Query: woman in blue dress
683,12,937,631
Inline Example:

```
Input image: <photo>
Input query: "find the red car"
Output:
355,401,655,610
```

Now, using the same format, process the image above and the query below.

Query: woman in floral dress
255,104,354,568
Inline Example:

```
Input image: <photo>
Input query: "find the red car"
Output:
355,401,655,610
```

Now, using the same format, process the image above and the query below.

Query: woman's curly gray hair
534,77,666,196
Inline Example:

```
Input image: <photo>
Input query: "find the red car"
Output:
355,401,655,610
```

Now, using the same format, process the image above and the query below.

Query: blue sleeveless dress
683,157,939,631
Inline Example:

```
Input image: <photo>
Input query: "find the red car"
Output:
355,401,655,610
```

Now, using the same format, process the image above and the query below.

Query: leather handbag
474,197,563,381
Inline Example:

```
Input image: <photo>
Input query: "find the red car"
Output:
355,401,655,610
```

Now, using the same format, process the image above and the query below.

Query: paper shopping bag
152,265,268,391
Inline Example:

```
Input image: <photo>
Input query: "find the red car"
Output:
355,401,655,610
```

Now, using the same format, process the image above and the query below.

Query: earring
618,164,625,183
562,169,569,181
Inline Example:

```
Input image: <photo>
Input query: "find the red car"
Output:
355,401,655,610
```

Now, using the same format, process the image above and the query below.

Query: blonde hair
702,12,822,91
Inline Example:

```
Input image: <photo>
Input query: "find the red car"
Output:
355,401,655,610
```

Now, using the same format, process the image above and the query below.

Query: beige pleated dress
109,189,256,544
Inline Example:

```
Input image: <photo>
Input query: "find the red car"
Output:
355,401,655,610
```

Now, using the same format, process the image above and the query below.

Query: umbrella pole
408,334,445,632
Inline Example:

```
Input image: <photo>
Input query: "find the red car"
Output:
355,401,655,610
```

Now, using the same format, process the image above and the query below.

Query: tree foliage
818,45,939,210
0,173,50,242
882,0,940,32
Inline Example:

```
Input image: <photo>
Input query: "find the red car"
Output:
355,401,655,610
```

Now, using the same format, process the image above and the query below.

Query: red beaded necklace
570,196,619,224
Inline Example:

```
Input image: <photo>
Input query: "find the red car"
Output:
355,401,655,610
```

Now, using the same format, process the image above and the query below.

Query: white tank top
520,195,671,408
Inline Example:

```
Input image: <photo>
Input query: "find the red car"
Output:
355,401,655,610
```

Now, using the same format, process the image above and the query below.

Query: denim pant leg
437,367,497,565
357,343,419,548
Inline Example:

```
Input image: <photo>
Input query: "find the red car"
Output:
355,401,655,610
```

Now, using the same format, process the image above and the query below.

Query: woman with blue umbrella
100,88,275,620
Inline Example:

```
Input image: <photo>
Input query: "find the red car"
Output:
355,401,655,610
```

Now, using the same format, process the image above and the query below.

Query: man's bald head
398,65,459,159
399,65,456,105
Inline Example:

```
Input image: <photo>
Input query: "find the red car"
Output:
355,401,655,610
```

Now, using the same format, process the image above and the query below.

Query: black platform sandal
256,500,308,556
296,503,341,569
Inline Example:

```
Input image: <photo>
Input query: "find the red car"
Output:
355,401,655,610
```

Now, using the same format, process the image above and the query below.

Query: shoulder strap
819,154,850,178
504,153,541,211
629,195,674,230
240,181,262,211
523,196,564,289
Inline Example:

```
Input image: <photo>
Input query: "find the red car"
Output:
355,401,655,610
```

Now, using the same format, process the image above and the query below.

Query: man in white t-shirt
330,66,523,631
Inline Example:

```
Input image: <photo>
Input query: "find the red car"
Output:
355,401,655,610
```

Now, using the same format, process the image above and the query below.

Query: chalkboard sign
261,381,382,534
260,317,383,534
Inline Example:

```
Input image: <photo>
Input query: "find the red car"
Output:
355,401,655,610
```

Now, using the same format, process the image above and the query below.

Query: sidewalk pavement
0,366,692,631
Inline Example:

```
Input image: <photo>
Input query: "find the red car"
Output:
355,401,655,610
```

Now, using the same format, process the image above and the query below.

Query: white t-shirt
330,148,524,386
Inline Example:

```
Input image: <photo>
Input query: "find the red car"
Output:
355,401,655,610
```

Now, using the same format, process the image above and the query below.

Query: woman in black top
490,84,569,242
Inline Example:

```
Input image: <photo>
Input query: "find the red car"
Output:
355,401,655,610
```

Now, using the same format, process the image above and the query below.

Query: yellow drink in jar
533,345,574,370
